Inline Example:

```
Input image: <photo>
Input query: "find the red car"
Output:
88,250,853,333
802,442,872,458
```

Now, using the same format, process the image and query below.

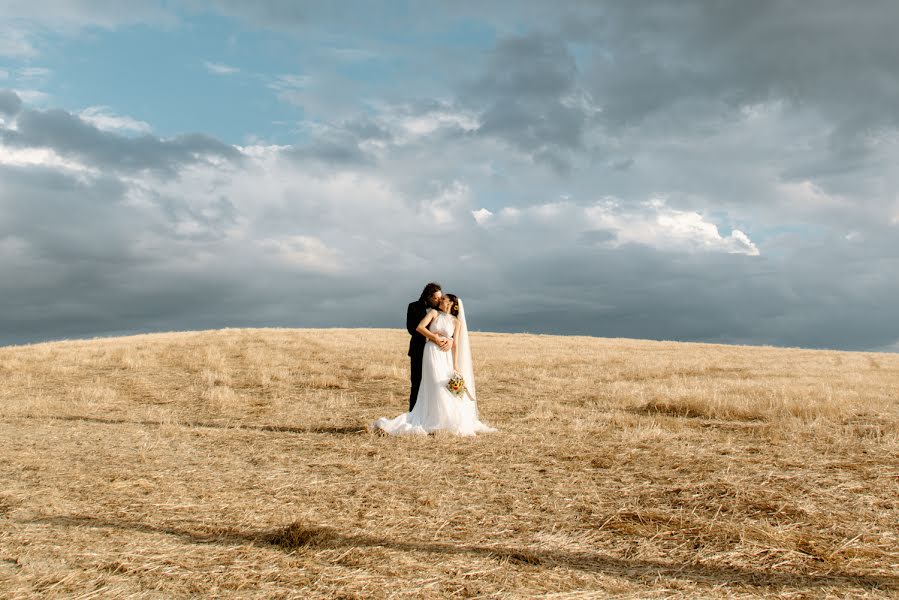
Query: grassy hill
0,328,897,598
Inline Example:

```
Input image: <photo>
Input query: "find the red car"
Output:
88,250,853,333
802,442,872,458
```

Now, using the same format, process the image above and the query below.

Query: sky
1,1,898,351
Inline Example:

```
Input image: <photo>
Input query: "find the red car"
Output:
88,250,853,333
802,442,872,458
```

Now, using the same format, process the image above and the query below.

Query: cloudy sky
1,1,898,351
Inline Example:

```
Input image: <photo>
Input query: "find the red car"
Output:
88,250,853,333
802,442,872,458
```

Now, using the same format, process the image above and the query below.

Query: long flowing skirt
371,342,497,436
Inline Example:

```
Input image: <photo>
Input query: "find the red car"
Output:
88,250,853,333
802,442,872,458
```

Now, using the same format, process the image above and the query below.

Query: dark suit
406,299,431,411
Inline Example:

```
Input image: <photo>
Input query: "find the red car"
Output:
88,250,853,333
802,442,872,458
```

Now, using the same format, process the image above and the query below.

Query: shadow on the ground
26,515,898,593
16,414,366,435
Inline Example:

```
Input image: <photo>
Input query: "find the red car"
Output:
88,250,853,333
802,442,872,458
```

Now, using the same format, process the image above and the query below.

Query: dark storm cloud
0,161,259,346
462,32,593,171
149,193,239,242
443,224,899,352
0,89,22,116
199,1,899,178
582,2,899,155
1,104,243,175
285,137,371,167
0,164,134,264
201,0,899,154
342,116,392,142
0,164,152,344
284,116,391,166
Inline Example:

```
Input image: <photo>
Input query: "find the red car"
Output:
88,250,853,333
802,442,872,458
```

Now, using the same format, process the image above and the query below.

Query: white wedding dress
372,305,497,437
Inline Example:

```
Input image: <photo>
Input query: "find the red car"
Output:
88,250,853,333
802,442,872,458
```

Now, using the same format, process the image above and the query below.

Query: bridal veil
456,299,477,405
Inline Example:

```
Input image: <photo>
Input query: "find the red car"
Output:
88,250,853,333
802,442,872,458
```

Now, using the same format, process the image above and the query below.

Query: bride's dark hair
445,294,460,317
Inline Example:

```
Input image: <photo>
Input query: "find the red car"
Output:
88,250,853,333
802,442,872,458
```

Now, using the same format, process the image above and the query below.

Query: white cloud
585,198,760,256
0,144,98,177
119,143,406,252
399,110,479,137
79,106,152,133
203,61,240,75
472,207,493,225
373,102,479,143
10,88,48,104
726,229,760,256
420,181,471,225
258,235,341,273
487,197,759,256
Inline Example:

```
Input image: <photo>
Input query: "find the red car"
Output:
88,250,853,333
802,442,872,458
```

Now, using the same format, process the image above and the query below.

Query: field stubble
0,328,897,598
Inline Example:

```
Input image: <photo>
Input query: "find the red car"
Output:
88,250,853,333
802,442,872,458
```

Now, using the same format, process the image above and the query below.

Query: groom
406,282,452,411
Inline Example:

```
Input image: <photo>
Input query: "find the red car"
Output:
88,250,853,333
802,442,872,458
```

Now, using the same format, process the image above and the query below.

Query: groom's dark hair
420,282,442,302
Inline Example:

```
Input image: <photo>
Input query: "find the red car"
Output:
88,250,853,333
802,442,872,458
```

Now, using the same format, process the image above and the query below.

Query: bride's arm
452,317,461,372
415,310,445,345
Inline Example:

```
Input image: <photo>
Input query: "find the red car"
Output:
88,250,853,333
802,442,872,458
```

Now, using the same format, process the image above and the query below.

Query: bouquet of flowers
447,372,466,397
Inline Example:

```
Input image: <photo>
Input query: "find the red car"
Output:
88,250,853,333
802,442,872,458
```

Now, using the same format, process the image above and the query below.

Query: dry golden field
0,328,897,599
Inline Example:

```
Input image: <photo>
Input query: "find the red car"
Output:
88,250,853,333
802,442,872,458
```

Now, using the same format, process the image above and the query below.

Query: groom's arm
407,303,451,350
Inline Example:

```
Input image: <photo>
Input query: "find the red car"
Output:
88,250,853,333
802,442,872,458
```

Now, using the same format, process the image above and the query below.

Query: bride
372,294,497,436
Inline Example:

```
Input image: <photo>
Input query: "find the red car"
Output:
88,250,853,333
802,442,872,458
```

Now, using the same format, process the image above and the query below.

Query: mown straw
0,328,897,598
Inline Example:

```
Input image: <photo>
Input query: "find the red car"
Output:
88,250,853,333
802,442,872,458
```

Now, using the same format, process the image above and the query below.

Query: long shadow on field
28,515,898,593
21,414,366,435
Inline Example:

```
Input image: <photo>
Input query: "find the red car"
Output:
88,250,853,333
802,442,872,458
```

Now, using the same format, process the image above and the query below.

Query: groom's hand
437,337,452,351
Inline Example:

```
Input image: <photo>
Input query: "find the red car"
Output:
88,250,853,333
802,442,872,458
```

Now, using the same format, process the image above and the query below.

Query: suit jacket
407,299,431,358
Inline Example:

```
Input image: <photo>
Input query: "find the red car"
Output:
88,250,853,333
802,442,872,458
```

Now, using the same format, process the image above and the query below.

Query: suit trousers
409,350,423,412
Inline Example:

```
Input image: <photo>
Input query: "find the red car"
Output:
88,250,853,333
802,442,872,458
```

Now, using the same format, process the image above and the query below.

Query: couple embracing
372,282,497,437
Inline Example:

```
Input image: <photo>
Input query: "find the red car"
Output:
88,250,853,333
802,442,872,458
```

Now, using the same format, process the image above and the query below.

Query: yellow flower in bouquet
447,372,466,397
